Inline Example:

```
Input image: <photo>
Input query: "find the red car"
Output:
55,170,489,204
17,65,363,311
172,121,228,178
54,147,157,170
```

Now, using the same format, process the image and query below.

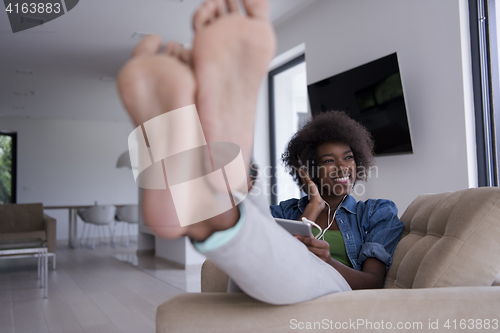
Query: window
268,55,308,205
0,133,17,204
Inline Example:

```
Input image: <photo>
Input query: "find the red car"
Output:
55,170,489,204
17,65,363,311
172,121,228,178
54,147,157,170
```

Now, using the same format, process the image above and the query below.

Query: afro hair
281,110,375,188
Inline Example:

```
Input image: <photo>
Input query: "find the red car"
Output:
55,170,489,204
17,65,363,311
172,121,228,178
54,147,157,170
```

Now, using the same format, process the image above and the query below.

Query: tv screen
308,53,413,155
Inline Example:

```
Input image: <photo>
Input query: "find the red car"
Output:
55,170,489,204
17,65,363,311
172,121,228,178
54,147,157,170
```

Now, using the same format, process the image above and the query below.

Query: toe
226,0,239,13
164,41,179,57
178,45,193,66
213,0,227,18
131,35,163,58
242,0,269,20
193,0,218,31
164,42,193,67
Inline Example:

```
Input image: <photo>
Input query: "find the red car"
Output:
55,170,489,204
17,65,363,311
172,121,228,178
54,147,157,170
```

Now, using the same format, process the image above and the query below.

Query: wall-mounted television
308,53,413,156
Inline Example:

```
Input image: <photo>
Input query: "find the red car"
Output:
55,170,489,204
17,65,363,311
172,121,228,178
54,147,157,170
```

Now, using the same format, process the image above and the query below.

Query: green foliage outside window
0,135,13,204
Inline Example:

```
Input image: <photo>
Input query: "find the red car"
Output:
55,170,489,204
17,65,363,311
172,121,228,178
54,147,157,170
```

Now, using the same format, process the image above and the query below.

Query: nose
334,159,349,172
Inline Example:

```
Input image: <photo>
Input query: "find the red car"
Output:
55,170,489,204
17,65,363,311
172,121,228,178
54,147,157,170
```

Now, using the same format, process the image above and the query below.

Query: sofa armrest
157,286,500,333
201,260,229,292
43,214,56,254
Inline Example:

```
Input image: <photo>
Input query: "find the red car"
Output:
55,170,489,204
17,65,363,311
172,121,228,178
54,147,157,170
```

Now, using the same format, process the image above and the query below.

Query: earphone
301,194,347,240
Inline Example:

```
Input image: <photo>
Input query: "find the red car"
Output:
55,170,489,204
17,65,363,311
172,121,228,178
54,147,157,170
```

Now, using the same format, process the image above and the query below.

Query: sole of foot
117,36,197,239
192,0,276,171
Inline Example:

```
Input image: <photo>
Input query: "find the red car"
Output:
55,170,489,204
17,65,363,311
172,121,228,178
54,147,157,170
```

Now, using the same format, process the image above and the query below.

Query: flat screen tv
308,53,413,155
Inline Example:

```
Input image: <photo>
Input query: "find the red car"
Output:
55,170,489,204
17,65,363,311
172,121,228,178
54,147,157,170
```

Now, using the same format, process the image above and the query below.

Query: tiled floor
114,253,202,293
0,240,199,333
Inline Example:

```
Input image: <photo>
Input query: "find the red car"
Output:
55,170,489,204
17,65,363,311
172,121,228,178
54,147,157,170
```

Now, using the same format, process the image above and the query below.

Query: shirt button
339,219,344,223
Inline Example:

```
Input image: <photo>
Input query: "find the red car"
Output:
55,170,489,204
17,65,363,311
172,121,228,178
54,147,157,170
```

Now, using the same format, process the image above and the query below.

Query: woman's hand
296,236,331,262
299,168,325,211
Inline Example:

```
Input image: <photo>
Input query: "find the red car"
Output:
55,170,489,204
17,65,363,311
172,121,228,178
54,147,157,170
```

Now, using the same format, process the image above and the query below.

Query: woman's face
315,141,356,197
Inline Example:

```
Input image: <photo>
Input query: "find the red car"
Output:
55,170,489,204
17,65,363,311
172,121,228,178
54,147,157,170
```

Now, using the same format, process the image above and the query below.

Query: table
45,205,92,248
45,204,133,249
0,240,48,298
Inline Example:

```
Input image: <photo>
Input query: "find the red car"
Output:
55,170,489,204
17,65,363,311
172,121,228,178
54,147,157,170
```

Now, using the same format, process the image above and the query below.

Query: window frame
469,0,498,186
0,132,17,204
267,54,305,205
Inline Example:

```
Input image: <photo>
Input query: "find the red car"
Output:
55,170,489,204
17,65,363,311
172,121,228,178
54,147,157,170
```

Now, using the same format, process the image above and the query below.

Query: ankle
188,206,240,242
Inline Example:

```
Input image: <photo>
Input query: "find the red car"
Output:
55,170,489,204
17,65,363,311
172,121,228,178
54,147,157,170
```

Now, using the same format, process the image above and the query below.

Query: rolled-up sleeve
357,200,404,270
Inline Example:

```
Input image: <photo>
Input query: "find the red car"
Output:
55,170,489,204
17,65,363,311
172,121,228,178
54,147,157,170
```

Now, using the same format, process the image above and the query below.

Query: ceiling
0,0,313,123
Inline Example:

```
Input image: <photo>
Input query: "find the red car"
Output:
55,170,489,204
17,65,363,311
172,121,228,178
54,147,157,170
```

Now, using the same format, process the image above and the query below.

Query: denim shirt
270,195,404,272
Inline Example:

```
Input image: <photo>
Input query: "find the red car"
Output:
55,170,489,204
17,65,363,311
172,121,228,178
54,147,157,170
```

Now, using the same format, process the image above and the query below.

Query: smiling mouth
332,175,350,183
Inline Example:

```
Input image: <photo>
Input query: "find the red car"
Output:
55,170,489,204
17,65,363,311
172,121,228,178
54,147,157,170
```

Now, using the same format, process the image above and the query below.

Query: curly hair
281,110,375,188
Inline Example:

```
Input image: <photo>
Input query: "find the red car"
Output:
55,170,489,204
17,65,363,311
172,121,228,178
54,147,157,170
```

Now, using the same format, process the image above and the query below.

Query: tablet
275,218,313,237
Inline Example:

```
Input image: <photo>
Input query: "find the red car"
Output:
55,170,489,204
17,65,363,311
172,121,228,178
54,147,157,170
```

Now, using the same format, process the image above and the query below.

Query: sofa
0,203,56,268
156,187,500,332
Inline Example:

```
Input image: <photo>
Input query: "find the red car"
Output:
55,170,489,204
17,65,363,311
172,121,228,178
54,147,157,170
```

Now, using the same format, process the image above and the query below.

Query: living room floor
0,239,200,333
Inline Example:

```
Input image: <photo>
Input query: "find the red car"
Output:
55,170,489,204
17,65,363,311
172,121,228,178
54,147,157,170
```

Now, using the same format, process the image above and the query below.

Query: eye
323,158,334,163
345,155,354,160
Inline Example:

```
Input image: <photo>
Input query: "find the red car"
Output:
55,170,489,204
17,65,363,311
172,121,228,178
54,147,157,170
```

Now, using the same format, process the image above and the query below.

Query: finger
299,167,311,182
303,237,329,249
298,168,307,185
313,239,330,249
300,236,314,246
305,246,329,260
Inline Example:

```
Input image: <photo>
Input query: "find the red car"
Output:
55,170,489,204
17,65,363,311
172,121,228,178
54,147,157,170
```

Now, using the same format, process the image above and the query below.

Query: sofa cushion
0,231,46,242
0,204,44,233
159,287,500,333
385,187,500,289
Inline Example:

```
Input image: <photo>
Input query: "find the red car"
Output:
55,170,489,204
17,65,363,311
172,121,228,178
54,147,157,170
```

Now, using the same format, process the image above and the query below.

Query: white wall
0,117,138,240
254,0,477,213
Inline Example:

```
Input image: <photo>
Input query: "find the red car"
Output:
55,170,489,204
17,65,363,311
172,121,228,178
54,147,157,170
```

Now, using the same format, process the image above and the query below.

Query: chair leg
80,222,87,246
111,222,116,245
52,254,56,270
92,225,96,250
37,254,41,286
125,223,129,247
84,223,91,247
97,226,102,245
40,251,44,289
108,225,114,246
118,222,123,245
44,251,48,298
85,224,92,248
99,225,105,245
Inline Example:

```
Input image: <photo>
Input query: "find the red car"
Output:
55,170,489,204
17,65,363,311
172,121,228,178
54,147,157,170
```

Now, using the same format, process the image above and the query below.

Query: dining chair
114,205,139,247
78,205,116,249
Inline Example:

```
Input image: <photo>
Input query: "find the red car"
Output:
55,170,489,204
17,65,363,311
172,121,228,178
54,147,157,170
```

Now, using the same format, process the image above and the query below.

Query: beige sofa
157,188,500,332
0,203,56,267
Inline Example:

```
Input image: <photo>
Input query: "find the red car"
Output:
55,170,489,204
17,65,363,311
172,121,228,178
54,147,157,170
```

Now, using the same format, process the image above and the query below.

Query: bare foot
192,0,276,170
118,36,195,127
117,36,241,241
116,0,276,241
117,36,197,239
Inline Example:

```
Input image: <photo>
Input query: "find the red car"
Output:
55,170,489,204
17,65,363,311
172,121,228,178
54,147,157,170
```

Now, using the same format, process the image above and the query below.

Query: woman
270,111,404,290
